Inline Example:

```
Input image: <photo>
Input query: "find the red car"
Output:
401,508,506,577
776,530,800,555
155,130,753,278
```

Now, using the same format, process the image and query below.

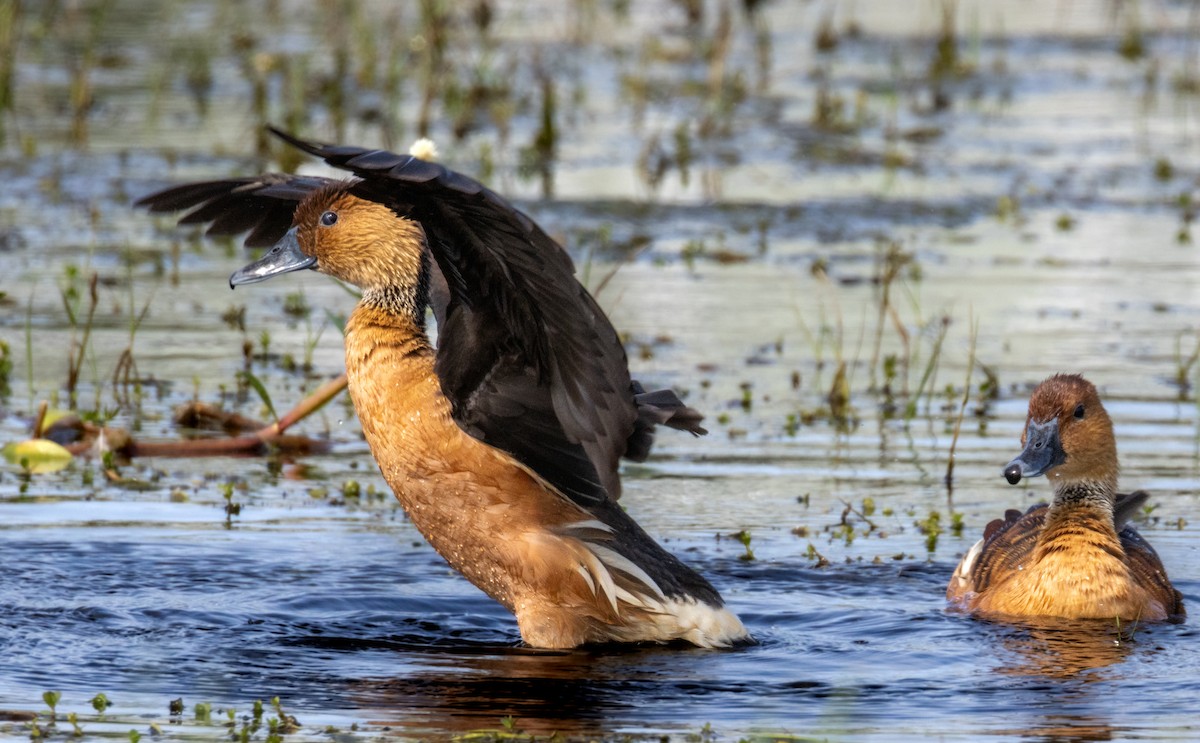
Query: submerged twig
60,374,349,459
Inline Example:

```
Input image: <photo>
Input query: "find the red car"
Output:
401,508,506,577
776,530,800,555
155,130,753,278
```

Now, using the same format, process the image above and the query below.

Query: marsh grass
943,318,979,505
0,0,18,145
60,269,99,410
519,70,557,198
0,337,11,401
868,242,915,396
904,315,950,421
111,272,154,410
789,237,976,434
1173,330,1200,398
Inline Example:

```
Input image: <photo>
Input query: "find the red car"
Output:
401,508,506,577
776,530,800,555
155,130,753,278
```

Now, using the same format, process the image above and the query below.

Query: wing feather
270,128,641,506
136,129,708,510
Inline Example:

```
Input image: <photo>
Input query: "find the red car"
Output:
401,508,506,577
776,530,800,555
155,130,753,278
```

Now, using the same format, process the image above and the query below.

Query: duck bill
229,228,316,288
1003,418,1066,485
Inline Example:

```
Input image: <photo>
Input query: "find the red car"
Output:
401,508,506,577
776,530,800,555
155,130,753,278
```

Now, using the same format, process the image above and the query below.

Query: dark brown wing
1112,490,1149,530
136,174,333,247
267,128,653,507
136,130,703,509
964,504,1046,595
1113,491,1186,620
136,174,457,327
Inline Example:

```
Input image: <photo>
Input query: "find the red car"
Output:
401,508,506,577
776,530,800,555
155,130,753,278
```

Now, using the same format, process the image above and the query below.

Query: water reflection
984,619,1132,681
998,717,1118,742
988,618,1133,680
345,645,677,737
978,620,1155,741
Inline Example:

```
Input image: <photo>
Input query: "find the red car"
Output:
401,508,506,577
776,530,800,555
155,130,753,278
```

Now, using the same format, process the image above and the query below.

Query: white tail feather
553,519,751,647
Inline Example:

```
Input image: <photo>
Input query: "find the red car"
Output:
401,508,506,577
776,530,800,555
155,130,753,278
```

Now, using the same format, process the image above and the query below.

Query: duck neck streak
360,284,427,330
1038,479,1122,559
357,243,432,329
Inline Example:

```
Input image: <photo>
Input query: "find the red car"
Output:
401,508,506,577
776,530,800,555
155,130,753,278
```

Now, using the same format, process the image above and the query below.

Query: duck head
230,182,427,309
1004,374,1118,491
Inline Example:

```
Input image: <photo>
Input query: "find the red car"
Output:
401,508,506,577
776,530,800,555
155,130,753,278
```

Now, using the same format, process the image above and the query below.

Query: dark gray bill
229,227,316,288
1003,418,1065,485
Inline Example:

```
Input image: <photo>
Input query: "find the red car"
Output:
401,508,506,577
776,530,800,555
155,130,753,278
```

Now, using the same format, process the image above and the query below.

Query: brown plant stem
64,374,348,459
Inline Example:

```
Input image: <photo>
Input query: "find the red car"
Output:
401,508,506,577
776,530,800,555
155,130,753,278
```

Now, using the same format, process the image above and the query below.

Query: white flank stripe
578,547,620,615
587,543,666,601
566,519,614,534
575,563,596,594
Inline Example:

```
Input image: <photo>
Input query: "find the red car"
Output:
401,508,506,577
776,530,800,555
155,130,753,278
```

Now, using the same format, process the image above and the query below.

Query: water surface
2,1,1200,740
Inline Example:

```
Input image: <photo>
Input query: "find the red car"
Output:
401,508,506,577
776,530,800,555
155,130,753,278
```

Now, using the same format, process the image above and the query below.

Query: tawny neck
344,300,433,365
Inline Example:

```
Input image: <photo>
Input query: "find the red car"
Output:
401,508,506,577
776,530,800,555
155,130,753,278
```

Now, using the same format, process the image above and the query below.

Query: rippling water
2,0,1200,740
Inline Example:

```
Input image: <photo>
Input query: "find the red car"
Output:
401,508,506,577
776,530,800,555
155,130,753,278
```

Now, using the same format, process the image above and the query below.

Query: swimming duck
138,128,750,649
947,374,1184,622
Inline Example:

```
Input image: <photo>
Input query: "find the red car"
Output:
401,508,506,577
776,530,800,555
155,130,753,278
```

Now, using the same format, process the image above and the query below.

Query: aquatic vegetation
943,319,978,499
734,530,756,562
827,361,851,424
59,268,99,410
40,691,60,719
0,338,11,400
868,242,916,395
814,10,838,54
282,290,310,319
1172,331,1200,398
904,316,950,421
239,370,278,423
4,691,325,743
1118,13,1147,62
89,694,110,715
221,481,242,525
916,510,943,553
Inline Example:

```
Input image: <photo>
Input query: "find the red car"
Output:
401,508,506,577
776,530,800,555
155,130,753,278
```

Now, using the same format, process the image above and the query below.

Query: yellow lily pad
2,439,73,474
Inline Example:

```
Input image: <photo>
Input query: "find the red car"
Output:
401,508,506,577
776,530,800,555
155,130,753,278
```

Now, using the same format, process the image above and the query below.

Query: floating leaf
2,439,72,474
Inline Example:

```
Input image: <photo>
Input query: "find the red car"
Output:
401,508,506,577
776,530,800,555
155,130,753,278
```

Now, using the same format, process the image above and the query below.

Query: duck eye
319,210,338,227
1073,404,1085,419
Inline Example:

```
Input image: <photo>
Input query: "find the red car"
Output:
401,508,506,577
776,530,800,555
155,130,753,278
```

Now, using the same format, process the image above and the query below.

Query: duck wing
137,129,688,508
264,129,636,507
1113,491,1186,620
954,504,1046,596
136,173,456,328
136,174,330,247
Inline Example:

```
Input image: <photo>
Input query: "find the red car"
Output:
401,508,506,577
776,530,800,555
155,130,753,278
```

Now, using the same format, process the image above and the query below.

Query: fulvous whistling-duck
137,128,750,649
947,374,1184,623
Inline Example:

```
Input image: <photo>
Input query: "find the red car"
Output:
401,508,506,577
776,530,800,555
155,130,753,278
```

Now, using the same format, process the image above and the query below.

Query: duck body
343,302,740,647
139,129,748,649
947,374,1183,623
